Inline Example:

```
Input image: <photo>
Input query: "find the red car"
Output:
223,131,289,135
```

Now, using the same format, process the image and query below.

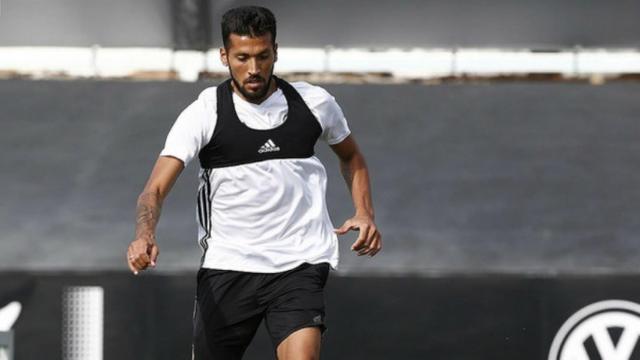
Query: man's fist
126,238,159,275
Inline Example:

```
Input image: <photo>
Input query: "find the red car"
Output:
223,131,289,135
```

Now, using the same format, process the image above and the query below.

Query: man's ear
220,47,228,67
274,43,278,62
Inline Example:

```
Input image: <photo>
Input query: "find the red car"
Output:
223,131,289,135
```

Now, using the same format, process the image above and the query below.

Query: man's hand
127,237,159,275
330,136,380,257
334,215,382,257
126,156,183,275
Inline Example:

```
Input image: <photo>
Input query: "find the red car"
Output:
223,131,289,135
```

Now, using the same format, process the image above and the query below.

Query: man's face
220,33,278,103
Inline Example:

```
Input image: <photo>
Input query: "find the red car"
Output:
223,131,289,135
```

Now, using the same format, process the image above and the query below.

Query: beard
228,65,274,103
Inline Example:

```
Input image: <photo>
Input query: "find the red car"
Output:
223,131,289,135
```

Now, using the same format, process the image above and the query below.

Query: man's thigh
276,327,322,360
263,262,331,354
192,268,265,360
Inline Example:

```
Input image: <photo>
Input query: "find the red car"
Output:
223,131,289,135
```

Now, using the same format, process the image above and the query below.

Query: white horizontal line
0,46,639,82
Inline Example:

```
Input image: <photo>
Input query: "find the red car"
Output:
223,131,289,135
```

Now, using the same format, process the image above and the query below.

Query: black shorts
192,262,331,359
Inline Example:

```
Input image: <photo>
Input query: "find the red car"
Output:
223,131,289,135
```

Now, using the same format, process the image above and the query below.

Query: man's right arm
127,156,184,275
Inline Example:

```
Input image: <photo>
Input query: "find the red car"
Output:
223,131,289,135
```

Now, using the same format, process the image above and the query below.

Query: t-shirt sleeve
159,90,216,167
320,94,351,145
298,83,351,145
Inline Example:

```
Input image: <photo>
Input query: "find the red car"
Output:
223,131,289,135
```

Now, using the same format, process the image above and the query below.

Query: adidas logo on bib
258,139,280,154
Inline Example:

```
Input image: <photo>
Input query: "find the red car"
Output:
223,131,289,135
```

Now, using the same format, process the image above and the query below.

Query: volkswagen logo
549,300,640,360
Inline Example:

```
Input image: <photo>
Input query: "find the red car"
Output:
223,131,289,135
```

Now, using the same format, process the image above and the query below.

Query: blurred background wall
2,0,640,48
1,1,640,359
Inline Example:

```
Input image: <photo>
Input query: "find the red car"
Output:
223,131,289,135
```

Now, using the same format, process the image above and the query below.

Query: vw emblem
549,300,640,360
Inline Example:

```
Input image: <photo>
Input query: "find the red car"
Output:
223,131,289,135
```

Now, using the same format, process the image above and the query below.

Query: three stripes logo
258,139,280,154
548,300,640,360
196,169,212,265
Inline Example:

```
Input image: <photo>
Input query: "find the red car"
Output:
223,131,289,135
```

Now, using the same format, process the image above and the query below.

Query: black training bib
198,76,322,169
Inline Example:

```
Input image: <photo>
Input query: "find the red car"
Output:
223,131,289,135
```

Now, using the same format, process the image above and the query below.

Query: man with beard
126,6,381,359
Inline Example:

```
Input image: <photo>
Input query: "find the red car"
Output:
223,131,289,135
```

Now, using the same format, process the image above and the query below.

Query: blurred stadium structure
2,1,640,359
1,0,640,82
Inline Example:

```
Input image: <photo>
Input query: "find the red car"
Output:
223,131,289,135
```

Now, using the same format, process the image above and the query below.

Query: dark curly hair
221,6,277,48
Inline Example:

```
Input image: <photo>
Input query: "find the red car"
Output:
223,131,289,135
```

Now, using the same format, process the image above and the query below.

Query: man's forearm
135,190,163,242
339,152,374,219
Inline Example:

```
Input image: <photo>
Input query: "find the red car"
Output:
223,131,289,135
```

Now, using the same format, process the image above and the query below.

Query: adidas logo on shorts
258,139,281,153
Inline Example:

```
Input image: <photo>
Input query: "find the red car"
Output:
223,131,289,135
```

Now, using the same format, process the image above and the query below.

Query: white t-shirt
160,81,351,272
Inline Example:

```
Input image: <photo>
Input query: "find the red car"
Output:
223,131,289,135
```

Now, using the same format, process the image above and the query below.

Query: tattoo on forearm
135,192,162,240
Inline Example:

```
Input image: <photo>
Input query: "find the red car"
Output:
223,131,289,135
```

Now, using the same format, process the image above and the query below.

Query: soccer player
126,6,381,359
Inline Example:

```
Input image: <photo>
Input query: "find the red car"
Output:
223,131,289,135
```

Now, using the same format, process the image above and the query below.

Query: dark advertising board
2,272,640,359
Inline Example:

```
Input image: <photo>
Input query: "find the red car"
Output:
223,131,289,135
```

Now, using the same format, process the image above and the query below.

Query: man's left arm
331,135,382,257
